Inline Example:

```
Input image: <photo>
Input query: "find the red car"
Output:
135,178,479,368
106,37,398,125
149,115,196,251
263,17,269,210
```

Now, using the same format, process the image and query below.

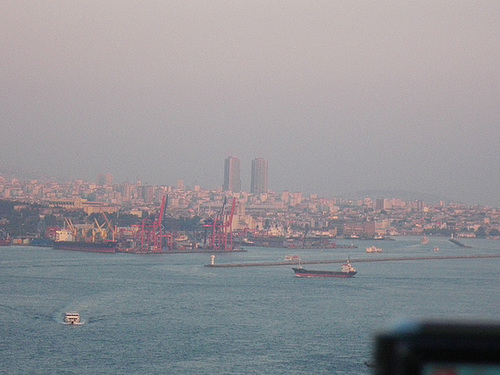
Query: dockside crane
64,218,78,240
102,212,118,241
203,197,236,251
93,218,108,242
133,195,172,253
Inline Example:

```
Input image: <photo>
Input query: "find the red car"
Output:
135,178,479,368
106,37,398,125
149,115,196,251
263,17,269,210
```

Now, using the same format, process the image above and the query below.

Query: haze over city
2,2,499,206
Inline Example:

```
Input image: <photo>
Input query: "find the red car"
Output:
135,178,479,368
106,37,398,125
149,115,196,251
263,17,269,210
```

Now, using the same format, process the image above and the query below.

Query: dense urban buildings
1,169,500,242
250,158,268,194
223,156,241,192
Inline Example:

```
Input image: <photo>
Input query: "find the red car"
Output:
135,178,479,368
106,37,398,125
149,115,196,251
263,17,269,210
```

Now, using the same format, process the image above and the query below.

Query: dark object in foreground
375,320,500,375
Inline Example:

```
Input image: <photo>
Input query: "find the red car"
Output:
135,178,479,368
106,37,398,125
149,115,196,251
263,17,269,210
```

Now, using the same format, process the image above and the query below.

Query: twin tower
223,157,268,194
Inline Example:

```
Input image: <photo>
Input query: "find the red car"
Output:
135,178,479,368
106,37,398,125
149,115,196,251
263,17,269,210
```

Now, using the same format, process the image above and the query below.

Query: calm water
1,237,499,374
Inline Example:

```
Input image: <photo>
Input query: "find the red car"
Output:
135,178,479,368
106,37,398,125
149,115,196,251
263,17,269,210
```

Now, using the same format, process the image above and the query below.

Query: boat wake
62,321,85,325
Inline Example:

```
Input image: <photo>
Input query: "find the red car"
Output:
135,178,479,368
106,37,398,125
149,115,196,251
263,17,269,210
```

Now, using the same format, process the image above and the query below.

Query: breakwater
205,254,500,268
448,238,473,248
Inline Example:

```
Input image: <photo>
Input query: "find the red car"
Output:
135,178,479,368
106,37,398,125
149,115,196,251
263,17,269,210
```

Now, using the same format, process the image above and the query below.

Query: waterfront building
223,156,241,192
343,220,376,238
250,158,268,194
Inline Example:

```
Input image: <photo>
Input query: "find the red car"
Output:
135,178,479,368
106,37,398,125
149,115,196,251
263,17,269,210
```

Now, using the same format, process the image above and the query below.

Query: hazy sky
2,1,499,205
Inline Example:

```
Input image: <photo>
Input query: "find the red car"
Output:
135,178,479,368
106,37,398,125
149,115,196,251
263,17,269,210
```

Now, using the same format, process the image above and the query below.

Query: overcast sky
1,1,499,205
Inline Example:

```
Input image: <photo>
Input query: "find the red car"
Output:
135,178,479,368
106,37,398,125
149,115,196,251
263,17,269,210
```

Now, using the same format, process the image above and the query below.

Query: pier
205,254,500,268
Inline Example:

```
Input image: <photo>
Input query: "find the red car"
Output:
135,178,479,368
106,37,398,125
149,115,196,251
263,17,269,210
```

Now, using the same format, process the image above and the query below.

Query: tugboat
292,260,357,278
63,312,82,325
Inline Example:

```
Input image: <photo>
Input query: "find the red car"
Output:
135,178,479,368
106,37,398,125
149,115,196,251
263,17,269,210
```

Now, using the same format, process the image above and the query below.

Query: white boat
284,255,300,261
366,245,383,253
63,312,82,325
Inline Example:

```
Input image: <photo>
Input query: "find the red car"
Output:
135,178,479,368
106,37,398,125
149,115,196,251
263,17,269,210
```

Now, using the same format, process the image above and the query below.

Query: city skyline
0,162,488,207
2,168,500,243
0,167,477,207
1,3,500,206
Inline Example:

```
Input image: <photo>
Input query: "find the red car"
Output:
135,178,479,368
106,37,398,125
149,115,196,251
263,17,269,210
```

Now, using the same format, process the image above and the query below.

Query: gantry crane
133,195,172,253
203,197,236,251
102,212,118,241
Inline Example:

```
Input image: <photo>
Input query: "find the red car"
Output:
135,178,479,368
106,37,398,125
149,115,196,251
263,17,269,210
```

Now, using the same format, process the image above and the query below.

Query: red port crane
203,197,236,251
133,195,172,253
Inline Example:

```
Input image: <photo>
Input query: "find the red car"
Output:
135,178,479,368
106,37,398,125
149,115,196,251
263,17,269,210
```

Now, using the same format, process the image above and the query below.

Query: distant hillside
0,167,51,181
348,190,455,204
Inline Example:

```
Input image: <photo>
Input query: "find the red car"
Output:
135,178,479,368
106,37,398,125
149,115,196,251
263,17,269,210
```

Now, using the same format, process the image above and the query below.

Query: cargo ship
292,261,357,278
30,238,55,247
53,227,117,253
53,240,117,253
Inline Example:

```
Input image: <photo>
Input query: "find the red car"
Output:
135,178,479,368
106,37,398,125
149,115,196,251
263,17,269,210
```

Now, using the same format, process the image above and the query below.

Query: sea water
1,237,499,374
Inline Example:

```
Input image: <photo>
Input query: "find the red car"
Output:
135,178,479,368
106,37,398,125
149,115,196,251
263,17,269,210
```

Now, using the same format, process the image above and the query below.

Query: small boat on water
63,312,82,325
284,255,301,261
366,245,383,253
292,261,357,278
421,236,429,244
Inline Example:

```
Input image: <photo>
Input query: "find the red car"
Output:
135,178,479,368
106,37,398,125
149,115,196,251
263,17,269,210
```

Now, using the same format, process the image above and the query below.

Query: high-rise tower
97,173,113,186
223,156,241,192
250,158,268,194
